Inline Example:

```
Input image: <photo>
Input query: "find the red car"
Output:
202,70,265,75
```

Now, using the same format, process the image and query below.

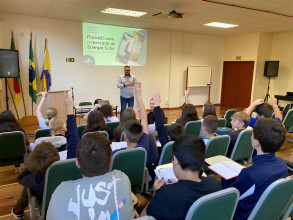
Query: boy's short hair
203,115,218,134
231,112,251,128
124,120,143,143
172,135,206,172
253,118,286,153
168,124,185,141
255,103,274,118
77,132,111,177
27,142,60,176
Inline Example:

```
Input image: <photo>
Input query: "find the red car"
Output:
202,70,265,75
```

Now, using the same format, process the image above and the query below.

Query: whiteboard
187,66,211,87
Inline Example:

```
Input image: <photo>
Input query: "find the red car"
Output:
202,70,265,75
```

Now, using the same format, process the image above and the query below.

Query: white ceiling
1,0,293,36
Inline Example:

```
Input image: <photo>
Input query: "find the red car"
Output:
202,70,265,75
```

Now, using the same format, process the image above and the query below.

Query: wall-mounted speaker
0,49,19,78
264,61,279,77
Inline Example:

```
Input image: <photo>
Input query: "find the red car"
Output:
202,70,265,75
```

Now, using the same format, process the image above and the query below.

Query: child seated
11,142,60,219
244,96,282,127
140,135,222,220
222,118,288,219
152,91,185,147
100,104,119,123
226,112,250,157
113,108,136,142
201,115,218,146
82,110,114,140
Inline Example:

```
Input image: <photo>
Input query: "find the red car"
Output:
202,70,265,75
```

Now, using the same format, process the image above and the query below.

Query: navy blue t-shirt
146,177,222,220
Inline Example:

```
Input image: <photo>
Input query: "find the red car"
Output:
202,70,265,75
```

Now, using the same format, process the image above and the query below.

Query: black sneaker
11,207,24,219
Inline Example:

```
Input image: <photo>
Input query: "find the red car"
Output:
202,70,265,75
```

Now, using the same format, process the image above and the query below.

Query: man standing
117,66,136,118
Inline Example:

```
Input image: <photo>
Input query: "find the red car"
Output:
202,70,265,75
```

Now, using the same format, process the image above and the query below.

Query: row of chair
28,152,293,220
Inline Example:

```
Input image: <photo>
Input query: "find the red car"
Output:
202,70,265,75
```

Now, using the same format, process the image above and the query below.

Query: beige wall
0,13,224,118
270,31,293,105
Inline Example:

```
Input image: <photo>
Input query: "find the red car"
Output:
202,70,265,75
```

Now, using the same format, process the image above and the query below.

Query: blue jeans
120,96,134,119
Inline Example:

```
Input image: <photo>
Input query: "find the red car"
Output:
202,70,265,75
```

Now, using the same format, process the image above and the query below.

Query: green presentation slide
83,22,147,66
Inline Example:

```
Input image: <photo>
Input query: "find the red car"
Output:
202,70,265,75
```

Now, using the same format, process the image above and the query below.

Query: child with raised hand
244,96,282,127
36,92,58,129
11,142,60,219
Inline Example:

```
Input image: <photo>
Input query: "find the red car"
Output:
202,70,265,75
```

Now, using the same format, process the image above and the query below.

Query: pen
167,179,172,183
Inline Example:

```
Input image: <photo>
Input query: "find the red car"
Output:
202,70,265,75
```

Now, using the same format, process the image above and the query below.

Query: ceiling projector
168,10,183,18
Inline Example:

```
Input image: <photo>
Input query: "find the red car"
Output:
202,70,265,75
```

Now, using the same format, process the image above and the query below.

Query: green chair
77,125,86,139
106,121,120,132
283,109,293,131
230,129,253,165
185,188,239,220
0,131,27,167
28,159,82,219
282,103,291,118
120,130,125,142
158,141,174,166
224,109,237,127
82,130,109,139
185,120,201,136
248,176,293,220
218,118,227,127
34,128,51,141
205,135,230,159
109,147,147,194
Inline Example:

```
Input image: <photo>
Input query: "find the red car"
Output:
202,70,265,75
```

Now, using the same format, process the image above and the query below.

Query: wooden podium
37,90,69,122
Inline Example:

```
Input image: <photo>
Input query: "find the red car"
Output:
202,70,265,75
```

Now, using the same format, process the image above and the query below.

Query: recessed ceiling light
101,8,147,17
204,22,238,28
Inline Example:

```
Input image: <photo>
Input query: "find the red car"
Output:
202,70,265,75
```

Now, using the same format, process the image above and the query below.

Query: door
221,61,254,108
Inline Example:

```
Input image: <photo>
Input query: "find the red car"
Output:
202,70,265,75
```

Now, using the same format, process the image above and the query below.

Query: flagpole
7,80,20,119
30,32,33,116
11,31,27,116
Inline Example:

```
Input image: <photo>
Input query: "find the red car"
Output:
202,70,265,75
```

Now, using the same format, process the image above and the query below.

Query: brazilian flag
29,37,37,103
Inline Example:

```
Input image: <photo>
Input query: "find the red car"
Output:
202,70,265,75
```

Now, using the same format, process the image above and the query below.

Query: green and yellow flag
7,32,21,104
29,34,37,103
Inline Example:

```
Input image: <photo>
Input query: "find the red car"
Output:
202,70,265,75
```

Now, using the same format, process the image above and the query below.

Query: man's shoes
11,207,24,219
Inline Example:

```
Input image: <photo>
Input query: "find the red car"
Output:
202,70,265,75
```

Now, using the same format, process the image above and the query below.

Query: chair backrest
205,135,231,159
158,141,174,166
77,125,86,139
81,131,109,139
120,130,125,142
34,128,51,140
41,159,82,218
106,121,120,131
283,109,293,130
185,188,239,220
224,109,237,127
109,147,146,193
185,120,202,136
79,101,92,106
230,129,253,164
248,176,293,220
282,103,291,117
0,131,27,167
218,118,227,127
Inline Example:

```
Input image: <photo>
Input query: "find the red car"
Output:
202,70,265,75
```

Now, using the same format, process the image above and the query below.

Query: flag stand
4,78,9,110
6,80,20,119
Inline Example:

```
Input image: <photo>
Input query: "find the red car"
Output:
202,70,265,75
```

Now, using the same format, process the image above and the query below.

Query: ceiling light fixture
204,22,238,28
101,8,147,17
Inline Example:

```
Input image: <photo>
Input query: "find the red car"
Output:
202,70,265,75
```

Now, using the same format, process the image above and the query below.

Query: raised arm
64,91,79,159
133,90,140,120
36,92,48,121
244,99,264,116
184,89,190,104
153,91,169,147
270,96,282,121
134,82,148,134
83,105,98,122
